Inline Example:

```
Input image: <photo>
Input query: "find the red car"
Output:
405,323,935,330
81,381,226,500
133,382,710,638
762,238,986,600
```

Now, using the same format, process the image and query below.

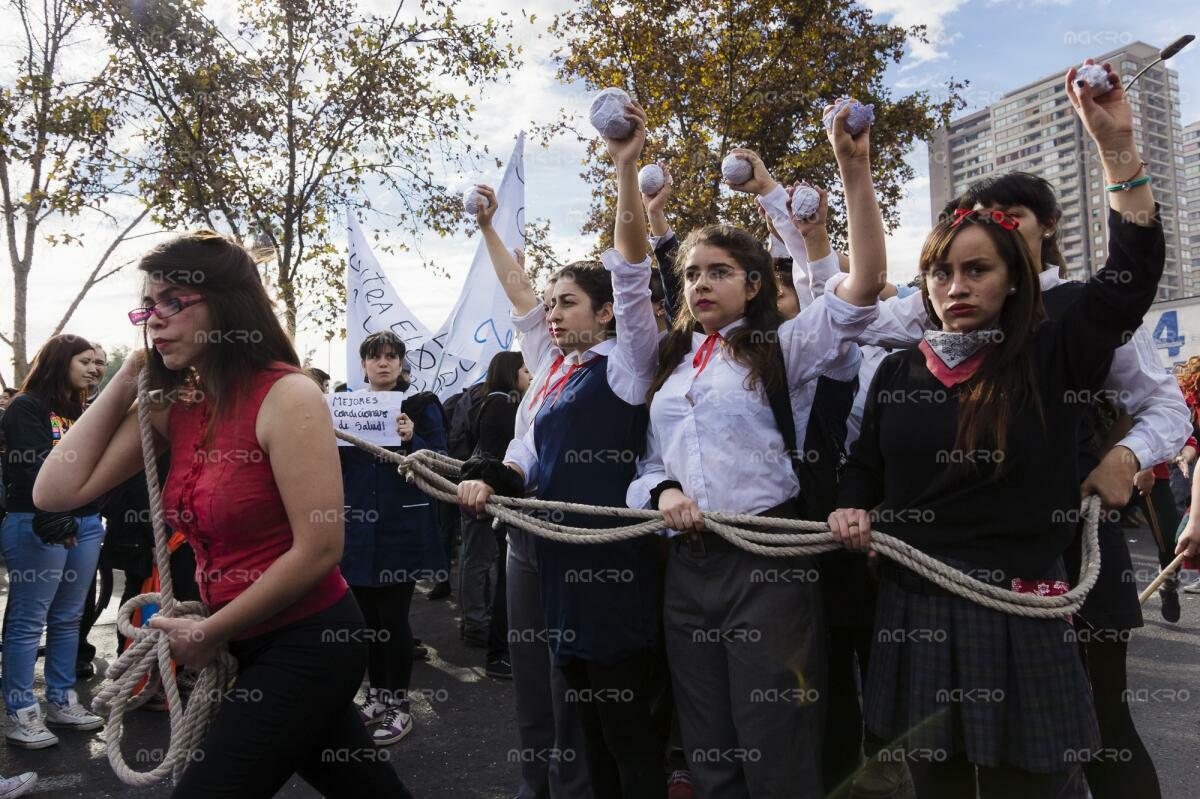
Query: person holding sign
339,331,449,747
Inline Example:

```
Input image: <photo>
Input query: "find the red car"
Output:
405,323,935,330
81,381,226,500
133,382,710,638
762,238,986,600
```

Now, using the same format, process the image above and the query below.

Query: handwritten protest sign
325,391,407,447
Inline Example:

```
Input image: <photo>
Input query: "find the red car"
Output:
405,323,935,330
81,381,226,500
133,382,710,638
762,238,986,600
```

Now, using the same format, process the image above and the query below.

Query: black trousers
486,527,509,661
822,626,884,790
1080,638,1162,799
437,500,458,583
172,592,410,798
559,651,667,799
351,582,416,704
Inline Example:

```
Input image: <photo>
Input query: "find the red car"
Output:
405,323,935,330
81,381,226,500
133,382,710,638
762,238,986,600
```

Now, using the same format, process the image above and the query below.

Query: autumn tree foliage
0,0,143,384
98,0,520,336
548,0,965,248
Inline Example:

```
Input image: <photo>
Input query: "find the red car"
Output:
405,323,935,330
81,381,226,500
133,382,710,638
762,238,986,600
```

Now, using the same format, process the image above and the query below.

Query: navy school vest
531,355,660,667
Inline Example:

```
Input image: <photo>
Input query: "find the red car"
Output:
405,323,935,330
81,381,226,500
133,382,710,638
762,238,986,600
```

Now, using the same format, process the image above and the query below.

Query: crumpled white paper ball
823,97,876,136
721,154,753,186
463,187,490,216
638,164,665,195
589,87,635,140
1076,63,1113,96
790,185,821,221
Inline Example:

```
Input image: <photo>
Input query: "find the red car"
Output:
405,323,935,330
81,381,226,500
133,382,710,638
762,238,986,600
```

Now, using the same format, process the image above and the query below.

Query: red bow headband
950,208,1020,231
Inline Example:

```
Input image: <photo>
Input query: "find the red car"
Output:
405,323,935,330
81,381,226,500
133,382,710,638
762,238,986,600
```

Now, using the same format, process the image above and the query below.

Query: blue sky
2,0,1198,382
885,0,1200,121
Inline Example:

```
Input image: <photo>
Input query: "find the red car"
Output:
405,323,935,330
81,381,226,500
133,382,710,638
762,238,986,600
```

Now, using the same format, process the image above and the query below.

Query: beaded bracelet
1105,175,1151,192
1112,159,1147,185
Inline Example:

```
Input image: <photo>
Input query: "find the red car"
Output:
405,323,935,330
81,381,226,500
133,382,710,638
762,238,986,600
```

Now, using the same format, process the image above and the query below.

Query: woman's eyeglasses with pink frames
128,294,206,326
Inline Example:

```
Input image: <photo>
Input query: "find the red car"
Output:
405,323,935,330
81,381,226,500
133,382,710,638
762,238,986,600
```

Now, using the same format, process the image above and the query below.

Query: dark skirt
864,559,1101,774
1064,517,1142,632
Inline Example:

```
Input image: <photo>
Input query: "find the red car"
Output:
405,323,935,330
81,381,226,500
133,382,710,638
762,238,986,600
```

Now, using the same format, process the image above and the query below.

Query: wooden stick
1144,492,1168,554
1139,552,1187,605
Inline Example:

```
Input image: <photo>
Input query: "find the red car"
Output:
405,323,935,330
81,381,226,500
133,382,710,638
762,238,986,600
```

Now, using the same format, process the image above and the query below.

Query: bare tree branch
51,206,149,334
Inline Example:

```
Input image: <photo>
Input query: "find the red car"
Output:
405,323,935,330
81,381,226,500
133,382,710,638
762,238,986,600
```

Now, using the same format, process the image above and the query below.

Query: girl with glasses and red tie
623,102,885,799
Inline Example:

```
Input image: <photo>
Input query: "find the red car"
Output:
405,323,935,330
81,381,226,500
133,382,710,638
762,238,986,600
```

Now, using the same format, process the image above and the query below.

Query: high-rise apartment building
1181,120,1200,296
929,42,1187,299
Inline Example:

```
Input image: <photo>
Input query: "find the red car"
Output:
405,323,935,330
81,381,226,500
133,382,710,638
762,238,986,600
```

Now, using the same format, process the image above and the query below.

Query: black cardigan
838,208,1165,577
471,391,520,459
1,393,98,515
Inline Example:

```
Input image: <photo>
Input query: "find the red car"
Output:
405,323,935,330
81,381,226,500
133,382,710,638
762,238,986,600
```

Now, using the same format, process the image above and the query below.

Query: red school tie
542,360,587,407
527,354,566,411
692,332,723,377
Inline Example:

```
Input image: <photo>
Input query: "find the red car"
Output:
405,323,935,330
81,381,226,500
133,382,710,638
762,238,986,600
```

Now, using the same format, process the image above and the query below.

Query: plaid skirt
864,559,1101,774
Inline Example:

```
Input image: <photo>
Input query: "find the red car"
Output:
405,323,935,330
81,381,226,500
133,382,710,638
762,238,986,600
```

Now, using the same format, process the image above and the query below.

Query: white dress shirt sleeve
601,249,659,405
511,303,555,377
627,421,670,511
759,185,814,305
856,285,929,348
1109,325,1191,469
779,273,878,386
757,186,843,310
503,419,538,491
800,252,841,306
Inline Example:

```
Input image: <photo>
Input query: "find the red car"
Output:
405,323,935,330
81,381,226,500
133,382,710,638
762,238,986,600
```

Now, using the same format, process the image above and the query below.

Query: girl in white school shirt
625,103,885,799
459,101,666,798
467,191,593,799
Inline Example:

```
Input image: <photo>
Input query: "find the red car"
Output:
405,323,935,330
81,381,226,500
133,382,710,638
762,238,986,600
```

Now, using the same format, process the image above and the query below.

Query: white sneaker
357,689,389,725
5,705,58,749
371,705,413,746
45,690,104,731
0,772,37,798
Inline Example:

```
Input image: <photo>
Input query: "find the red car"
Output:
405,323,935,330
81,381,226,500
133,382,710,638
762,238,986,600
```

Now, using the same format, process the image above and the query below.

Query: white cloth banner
326,391,407,447
345,133,526,399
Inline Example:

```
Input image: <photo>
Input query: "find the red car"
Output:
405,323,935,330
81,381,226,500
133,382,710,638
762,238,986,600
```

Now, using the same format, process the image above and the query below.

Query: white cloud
1,0,958,384
860,0,970,66
0,0,587,384
883,144,933,288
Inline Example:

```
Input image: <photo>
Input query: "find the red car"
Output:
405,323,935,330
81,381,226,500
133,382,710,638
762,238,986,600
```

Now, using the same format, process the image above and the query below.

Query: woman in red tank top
34,231,412,798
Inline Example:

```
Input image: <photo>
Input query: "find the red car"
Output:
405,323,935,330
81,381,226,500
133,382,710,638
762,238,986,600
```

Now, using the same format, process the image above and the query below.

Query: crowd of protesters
0,58,1194,799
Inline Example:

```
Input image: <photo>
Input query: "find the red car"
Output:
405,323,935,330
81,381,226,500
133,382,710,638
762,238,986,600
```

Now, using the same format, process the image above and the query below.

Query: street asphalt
0,527,1196,798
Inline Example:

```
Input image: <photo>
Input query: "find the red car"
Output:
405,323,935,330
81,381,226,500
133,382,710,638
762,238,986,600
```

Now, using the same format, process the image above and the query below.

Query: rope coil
334,429,1102,619
93,400,1102,786
94,368,236,786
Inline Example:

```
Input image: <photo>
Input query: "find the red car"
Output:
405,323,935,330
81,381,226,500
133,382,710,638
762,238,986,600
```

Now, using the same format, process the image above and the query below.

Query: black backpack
445,383,487,460
764,346,857,521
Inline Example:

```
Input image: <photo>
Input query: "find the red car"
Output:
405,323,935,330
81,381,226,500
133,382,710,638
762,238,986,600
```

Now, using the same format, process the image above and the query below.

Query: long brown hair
648,225,784,401
20,334,95,418
919,216,1046,458
137,230,300,431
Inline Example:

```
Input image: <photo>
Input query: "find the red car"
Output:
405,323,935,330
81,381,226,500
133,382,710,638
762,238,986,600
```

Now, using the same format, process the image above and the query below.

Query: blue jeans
2,511,105,712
